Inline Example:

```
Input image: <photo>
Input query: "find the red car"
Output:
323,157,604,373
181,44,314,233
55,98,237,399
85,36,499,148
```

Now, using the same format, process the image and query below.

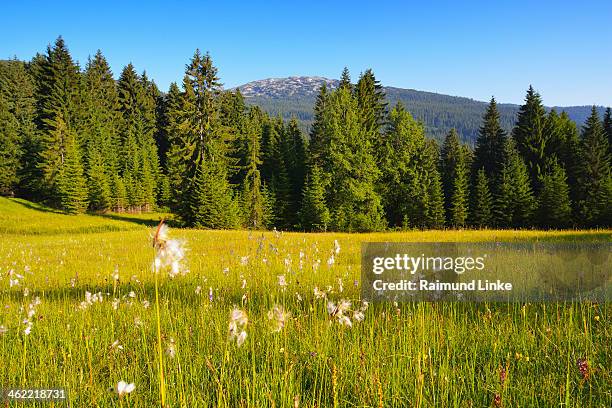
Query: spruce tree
241,107,266,229
82,51,120,211
308,84,330,168
36,37,83,206
57,122,88,213
261,116,292,228
339,67,352,91
0,59,37,197
85,146,111,211
536,159,572,228
325,85,385,231
512,86,548,191
470,168,492,228
440,129,469,227
117,64,160,211
494,138,536,228
281,117,306,222
422,140,446,228
378,103,424,226
577,107,611,227
355,69,387,143
299,165,330,231
473,97,506,179
0,93,20,195
166,50,238,227
603,107,612,157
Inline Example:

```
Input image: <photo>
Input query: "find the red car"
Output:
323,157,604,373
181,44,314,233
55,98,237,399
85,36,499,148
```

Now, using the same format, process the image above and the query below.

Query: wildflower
241,279,247,289
166,338,176,358
0,325,7,335
338,278,344,293
327,299,366,327
23,287,29,297
313,286,326,299
110,340,123,351
142,300,150,309
296,292,303,302
228,308,248,347
195,286,202,295
267,305,290,333
333,239,341,254
115,381,135,397
208,287,214,302
112,298,120,310
278,275,287,289
577,358,590,380
240,256,249,266
236,330,247,347
152,222,186,277
499,365,507,384
327,254,335,267
338,315,352,327
80,291,103,310
9,270,23,287
112,266,119,282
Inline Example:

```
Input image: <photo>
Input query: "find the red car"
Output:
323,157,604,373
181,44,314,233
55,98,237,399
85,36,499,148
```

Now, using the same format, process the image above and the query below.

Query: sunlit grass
0,197,610,407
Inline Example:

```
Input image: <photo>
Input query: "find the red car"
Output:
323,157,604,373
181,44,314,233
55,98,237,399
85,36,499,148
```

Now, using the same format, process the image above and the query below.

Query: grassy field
0,197,610,407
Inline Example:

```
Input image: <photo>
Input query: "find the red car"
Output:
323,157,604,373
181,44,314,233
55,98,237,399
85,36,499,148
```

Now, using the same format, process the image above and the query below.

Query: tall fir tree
470,168,493,228
117,64,160,211
512,86,548,192
493,137,536,228
307,84,329,169
299,165,330,231
440,129,469,227
0,92,20,195
240,107,267,229
0,59,37,197
260,116,292,228
536,159,572,228
577,107,611,226
281,117,307,222
35,37,84,206
378,103,425,226
56,119,88,213
355,69,387,145
422,139,446,228
82,51,120,211
473,97,506,180
603,107,612,157
324,85,385,231
338,67,352,91
166,50,238,227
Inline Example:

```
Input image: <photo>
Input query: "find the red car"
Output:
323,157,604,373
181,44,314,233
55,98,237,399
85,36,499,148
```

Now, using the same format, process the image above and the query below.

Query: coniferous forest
0,38,611,230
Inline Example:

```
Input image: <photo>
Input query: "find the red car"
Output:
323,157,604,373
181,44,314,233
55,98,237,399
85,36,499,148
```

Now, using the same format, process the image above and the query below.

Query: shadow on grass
96,213,164,228
10,198,66,214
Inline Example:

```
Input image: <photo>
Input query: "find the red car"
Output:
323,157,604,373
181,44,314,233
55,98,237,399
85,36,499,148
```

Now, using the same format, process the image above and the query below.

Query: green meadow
0,197,610,407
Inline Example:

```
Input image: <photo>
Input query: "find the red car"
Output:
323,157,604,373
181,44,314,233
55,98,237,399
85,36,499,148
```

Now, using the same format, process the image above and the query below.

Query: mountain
235,77,608,144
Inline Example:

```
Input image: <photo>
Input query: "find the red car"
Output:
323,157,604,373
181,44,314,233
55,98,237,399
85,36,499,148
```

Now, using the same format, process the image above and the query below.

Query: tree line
0,37,610,230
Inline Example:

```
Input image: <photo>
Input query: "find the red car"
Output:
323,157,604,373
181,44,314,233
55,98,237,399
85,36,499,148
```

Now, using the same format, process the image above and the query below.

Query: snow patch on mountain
235,76,339,98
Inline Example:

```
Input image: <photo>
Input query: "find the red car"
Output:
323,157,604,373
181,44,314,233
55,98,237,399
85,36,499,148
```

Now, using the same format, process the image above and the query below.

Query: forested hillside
1,38,610,230
238,77,606,144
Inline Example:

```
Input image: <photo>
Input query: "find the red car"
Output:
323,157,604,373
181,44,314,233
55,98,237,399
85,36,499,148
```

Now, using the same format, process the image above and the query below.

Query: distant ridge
235,77,608,143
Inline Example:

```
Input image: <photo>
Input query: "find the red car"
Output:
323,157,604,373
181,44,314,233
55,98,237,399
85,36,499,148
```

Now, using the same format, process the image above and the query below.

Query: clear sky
1,1,610,106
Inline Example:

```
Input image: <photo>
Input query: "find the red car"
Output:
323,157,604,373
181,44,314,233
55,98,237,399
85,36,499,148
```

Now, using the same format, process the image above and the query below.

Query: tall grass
0,198,609,406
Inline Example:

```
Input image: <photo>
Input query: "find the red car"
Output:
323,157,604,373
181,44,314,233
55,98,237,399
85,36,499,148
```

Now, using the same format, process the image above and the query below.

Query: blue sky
2,1,610,106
